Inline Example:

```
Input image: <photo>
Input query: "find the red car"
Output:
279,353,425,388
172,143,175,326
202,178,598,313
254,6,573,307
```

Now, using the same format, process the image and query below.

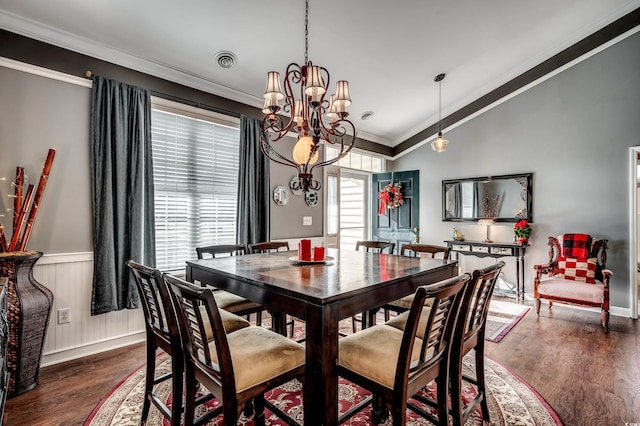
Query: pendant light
431,73,448,153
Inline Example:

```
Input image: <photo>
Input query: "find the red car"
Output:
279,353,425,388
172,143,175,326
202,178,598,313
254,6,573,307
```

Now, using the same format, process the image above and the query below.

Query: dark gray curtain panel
90,76,155,315
236,115,270,246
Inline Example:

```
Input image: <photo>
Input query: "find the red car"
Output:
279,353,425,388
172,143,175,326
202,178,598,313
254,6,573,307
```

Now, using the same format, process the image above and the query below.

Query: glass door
325,167,370,251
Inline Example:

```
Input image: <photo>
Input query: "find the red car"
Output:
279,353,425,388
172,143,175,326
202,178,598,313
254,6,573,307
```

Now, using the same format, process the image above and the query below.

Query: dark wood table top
186,248,456,305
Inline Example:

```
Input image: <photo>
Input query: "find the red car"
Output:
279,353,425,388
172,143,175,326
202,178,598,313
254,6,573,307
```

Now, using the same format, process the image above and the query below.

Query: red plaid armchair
533,234,612,329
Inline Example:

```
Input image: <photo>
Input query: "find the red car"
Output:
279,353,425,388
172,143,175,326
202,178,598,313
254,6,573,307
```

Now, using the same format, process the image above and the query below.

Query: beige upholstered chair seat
199,306,250,337
537,278,605,304
201,326,305,393
339,324,427,389
213,290,261,312
387,295,434,310
386,294,414,310
385,306,433,337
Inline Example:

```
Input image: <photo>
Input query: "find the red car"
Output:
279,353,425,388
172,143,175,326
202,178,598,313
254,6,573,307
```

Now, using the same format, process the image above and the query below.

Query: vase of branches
0,149,56,397
0,251,53,397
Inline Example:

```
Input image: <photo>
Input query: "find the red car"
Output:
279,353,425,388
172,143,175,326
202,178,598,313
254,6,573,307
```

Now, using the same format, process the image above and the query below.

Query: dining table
186,247,457,425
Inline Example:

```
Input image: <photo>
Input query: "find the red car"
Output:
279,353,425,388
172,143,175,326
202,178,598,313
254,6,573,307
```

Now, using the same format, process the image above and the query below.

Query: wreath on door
378,182,404,215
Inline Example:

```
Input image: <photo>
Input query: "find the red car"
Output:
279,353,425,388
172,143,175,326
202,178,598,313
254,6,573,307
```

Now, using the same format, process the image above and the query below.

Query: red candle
314,246,325,261
300,239,312,261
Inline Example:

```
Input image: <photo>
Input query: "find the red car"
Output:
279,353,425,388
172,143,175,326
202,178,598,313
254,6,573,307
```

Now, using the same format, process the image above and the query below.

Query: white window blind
151,108,240,272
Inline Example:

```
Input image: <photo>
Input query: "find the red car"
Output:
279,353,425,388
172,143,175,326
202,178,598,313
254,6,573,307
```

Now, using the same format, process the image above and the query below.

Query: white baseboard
41,331,145,367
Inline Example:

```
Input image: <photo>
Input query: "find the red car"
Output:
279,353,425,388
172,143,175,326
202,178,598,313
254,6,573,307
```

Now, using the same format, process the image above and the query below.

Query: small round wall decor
305,190,318,207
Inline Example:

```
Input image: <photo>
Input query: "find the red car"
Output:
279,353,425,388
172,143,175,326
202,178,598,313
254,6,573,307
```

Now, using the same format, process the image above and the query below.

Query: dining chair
126,260,251,426
164,273,305,426
247,241,296,335
194,244,265,327
448,261,505,425
248,241,290,253
337,273,471,425
385,261,505,425
352,240,396,332
379,244,451,322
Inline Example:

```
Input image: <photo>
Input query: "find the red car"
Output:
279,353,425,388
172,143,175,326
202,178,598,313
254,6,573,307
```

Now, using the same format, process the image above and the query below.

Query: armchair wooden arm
533,263,553,275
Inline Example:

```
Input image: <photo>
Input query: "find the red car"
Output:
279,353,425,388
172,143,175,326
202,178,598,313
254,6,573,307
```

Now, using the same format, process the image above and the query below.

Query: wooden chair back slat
196,244,246,259
355,240,395,254
400,244,450,260
248,241,290,253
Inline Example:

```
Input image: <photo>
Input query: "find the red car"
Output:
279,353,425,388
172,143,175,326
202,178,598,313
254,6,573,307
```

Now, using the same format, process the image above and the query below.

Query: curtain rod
84,70,242,119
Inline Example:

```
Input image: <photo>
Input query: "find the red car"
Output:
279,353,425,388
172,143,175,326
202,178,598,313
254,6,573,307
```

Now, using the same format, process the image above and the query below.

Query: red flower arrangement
514,219,532,244
378,182,404,216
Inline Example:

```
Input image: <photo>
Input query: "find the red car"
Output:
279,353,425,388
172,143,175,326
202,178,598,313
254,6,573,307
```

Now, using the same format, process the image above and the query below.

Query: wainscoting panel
32,252,144,367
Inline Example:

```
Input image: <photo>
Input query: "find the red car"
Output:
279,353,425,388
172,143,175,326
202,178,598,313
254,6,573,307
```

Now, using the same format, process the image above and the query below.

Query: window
151,101,240,272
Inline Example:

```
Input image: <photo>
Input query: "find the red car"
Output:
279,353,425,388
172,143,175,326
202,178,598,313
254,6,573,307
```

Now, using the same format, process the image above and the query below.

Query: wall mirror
442,173,532,222
273,185,288,206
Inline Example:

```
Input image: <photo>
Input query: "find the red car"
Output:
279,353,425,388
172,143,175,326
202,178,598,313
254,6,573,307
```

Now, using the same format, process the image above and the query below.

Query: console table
444,240,528,301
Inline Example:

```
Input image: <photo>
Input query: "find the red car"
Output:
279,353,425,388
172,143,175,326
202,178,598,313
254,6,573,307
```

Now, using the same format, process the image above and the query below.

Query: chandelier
260,0,356,192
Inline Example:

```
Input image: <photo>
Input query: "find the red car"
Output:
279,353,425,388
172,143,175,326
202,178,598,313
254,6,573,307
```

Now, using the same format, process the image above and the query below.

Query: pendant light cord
434,73,446,134
438,80,442,133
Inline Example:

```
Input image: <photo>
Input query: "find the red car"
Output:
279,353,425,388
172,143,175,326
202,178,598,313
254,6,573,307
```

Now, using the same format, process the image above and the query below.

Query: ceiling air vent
214,51,237,69
360,111,374,120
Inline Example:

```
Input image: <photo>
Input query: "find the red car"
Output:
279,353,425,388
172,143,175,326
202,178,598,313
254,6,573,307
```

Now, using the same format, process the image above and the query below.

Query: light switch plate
303,216,312,226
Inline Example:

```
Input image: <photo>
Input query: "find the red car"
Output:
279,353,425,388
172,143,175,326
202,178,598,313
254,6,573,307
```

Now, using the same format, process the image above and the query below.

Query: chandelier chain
304,0,309,65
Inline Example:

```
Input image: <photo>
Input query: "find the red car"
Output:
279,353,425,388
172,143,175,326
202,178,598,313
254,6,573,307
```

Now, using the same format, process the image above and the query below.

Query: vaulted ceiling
1,0,638,149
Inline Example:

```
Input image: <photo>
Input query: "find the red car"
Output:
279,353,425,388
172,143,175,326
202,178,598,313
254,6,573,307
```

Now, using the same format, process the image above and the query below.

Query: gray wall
0,65,322,254
0,67,93,253
269,135,324,239
391,32,640,309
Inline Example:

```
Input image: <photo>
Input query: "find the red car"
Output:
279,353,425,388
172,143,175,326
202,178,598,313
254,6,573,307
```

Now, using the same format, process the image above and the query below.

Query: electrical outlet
58,308,70,324
303,216,312,226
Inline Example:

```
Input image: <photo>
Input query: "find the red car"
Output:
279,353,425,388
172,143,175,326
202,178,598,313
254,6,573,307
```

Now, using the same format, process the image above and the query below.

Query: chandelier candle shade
260,0,356,192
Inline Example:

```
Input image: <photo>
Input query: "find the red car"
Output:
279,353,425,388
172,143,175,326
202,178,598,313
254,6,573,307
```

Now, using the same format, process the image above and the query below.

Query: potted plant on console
514,219,532,245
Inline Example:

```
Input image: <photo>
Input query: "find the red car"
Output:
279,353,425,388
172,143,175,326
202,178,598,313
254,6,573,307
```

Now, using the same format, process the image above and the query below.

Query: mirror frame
442,173,533,223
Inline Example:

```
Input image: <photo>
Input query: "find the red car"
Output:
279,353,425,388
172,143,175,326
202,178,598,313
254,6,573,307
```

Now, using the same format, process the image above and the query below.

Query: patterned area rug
85,350,561,425
485,299,531,343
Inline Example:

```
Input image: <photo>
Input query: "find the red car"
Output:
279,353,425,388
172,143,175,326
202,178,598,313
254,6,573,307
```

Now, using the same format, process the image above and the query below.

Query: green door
372,170,419,254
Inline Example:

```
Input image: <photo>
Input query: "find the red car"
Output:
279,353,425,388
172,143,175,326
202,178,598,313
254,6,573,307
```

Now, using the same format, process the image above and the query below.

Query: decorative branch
8,185,34,251
0,224,7,252
483,192,500,219
18,149,56,251
13,167,24,231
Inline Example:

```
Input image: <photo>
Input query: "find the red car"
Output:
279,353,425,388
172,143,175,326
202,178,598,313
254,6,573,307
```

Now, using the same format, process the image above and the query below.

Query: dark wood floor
4,298,639,425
